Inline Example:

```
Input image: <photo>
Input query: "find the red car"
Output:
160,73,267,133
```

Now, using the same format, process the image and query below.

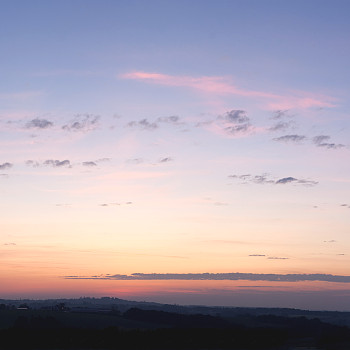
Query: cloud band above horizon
64,272,350,283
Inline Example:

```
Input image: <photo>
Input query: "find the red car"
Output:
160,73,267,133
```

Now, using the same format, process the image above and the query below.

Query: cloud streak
121,71,336,109
43,159,71,168
273,135,307,143
228,173,318,187
126,115,185,131
64,272,350,283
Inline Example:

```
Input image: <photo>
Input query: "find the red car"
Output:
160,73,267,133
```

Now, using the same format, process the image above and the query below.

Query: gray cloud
225,123,251,135
25,160,40,167
223,110,249,123
218,110,253,136
44,159,71,168
275,177,297,184
269,121,294,132
62,114,100,132
249,254,266,257
267,257,289,260
156,116,181,124
312,135,345,149
251,174,275,184
82,161,97,167
273,134,306,143
229,173,318,187
64,272,350,283
271,110,293,120
0,162,13,170
127,115,185,131
273,134,345,150
25,118,53,129
99,202,132,207
295,179,319,186
127,118,158,130
159,157,173,163
228,174,272,184
4,242,16,246
268,110,296,131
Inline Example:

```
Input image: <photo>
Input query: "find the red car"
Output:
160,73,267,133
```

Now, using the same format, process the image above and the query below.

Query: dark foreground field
1,298,350,349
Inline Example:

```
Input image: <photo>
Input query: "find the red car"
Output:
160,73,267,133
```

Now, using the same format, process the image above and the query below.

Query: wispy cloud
229,173,318,187
197,110,255,137
249,254,266,257
122,72,280,98
82,161,97,167
62,114,100,132
64,272,350,283
273,134,307,143
312,135,345,149
127,118,158,130
269,121,294,132
271,110,293,120
159,157,173,163
126,115,185,131
27,158,107,169
25,118,53,129
99,202,132,207
268,110,296,132
43,159,71,168
121,71,336,110
156,115,183,125
0,162,13,170
25,159,72,168
273,134,346,150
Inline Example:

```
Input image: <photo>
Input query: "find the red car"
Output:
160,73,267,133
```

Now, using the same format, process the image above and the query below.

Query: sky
1,0,350,311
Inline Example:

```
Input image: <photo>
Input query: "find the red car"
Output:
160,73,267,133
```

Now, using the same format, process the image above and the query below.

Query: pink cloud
121,71,277,98
267,95,336,110
121,71,336,110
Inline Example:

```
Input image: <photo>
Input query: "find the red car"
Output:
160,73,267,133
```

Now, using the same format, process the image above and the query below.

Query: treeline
0,327,289,349
1,308,350,349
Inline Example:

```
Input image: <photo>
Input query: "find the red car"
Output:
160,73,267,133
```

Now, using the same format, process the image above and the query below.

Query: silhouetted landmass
1,297,350,349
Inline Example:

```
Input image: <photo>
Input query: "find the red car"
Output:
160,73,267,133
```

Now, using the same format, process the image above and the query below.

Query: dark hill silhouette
123,307,231,328
1,297,350,348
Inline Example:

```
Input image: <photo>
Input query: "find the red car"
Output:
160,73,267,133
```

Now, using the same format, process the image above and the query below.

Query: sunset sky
1,0,350,311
